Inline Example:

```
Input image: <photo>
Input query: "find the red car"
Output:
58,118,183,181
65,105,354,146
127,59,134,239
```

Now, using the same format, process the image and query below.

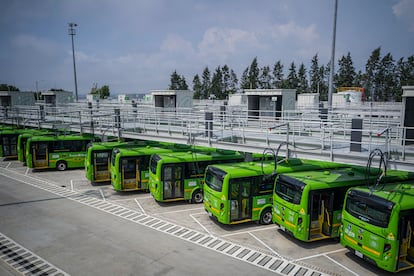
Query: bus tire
191,190,203,204
259,208,272,225
56,161,67,171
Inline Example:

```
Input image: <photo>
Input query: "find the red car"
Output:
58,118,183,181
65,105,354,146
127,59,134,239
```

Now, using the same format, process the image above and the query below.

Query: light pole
327,0,338,109
68,22,79,102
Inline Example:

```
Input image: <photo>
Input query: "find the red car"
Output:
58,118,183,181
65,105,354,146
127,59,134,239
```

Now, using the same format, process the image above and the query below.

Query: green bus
110,143,204,192
26,134,96,170
203,158,347,225
149,150,245,203
340,182,414,272
0,128,31,159
272,166,414,242
85,140,163,183
17,129,52,163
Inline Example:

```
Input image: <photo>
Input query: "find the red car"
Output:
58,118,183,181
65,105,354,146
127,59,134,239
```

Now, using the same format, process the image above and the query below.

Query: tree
272,61,284,89
286,62,298,89
365,47,382,101
297,63,308,94
248,57,260,89
335,52,356,88
222,65,238,98
211,66,224,99
0,84,20,91
192,74,202,99
309,54,320,94
259,65,272,89
201,67,211,99
89,83,110,99
169,70,188,90
240,67,250,89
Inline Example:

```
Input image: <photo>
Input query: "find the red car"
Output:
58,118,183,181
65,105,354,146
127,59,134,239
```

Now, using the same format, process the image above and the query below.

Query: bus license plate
355,250,363,259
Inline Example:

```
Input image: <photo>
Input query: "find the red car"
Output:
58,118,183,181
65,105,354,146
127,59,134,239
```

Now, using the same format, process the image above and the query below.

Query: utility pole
327,0,338,109
68,22,79,102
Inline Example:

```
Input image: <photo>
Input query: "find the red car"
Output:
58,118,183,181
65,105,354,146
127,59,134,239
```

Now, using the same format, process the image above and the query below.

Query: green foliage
169,70,188,90
89,83,110,99
0,84,20,91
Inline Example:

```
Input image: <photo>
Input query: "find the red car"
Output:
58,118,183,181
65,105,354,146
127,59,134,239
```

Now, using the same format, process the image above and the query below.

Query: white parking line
248,232,283,259
134,198,146,214
221,225,278,237
295,248,347,261
190,214,213,236
25,167,29,175
324,254,359,276
70,180,74,191
153,207,203,215
99,188,106,201
6,162,10,168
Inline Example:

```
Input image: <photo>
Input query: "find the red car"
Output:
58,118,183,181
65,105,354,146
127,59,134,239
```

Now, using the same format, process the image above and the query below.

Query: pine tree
365,47,381,101
201,67,211,99
240,67,250,89
248,57,260,89
297,63,308,94
336,52,356,88
211,66,224,99
309,54,320,94
259,65,272,89
272,61,284,88
192,74,202,99
286,62,298,89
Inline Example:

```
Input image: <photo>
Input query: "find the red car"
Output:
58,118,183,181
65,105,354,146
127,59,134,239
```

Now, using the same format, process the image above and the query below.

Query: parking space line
25,167,29,175
6,162,10,168
324,254,359,276
152,207,203,215
190,214,213,236
248,232,283,259
221,225,278,237
70,180,74,191
134,198,146,214
295,248,347,261
99,189,106,201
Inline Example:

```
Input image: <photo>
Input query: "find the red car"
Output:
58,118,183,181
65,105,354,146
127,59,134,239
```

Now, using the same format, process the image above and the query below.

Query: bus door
32,142,49,168
3,135,17,157
121,158,139,190
93,151,110,182
397,215,414,271
162,165,184,200
229,179,252,222
309,191,332,240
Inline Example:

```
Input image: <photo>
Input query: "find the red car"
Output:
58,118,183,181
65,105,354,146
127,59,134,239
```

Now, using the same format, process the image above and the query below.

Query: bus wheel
191,190,203,204
259,208,272,225
56,161,67,171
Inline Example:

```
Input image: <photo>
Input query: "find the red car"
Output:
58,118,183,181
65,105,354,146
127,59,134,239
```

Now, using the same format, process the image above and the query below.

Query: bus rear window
345,190,394,228
150,154,161,174
275,175,304,205
205,167,226,192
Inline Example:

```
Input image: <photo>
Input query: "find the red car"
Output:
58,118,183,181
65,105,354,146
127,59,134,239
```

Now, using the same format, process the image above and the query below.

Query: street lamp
68,22,79,102
327,0,338,109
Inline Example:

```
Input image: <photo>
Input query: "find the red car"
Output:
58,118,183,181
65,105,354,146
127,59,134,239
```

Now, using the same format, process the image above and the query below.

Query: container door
163,165,184,200
229,180,252,222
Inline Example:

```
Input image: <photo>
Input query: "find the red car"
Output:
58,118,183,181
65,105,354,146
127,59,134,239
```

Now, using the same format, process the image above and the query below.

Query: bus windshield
150,154,161,174
345,190,394,228
205,167,226,192
275,174,304,204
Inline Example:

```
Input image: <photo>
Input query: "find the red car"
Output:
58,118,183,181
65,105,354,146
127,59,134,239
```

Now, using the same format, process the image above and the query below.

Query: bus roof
207,158,347,179
28,134,94,142
152,150,243,163
349,182,414,210
278,167,414,190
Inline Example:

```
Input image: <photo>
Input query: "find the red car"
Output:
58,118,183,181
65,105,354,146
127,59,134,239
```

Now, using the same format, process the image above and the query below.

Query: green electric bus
272,166,414,242
110,143,206,192
85,140,164,183
0,128,32,159
340,182,414,272
149,150,245,203
26,134,96,170
203,158,347,225
17,129,52,163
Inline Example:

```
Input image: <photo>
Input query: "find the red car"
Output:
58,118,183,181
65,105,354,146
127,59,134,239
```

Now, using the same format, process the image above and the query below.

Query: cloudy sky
1,0,413,95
